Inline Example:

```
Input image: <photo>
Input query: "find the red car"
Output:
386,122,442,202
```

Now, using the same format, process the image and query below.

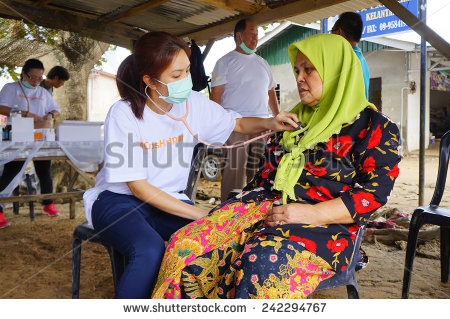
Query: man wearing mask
0,58,62,229
211,19,280,202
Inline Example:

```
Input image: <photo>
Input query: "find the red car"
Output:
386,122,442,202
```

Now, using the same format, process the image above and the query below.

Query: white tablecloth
0,140,103,200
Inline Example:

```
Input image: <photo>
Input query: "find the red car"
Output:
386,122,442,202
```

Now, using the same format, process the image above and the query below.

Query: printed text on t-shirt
140,134,184,150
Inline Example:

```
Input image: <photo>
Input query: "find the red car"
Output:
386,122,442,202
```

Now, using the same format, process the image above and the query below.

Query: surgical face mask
22,80,37,89
239,41,256,54
155,74,193,104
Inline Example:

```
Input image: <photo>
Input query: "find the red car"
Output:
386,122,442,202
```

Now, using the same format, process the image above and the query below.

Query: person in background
0,59,62,229
332,12,370,98
40,66,70,95
210,18,280,202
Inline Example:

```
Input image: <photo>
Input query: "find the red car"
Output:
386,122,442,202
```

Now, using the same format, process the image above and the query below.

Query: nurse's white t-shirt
83,91,241,227
0,81,61,116
211,50,276,118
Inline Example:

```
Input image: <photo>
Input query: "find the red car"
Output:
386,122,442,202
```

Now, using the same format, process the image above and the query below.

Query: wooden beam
378,0,450,60
34,0,53,8
66,159,96,187
0,191,84,203
1,1,145,49
194,0,264,15
100,0,170,24
202,38,216,61
183,0,348,43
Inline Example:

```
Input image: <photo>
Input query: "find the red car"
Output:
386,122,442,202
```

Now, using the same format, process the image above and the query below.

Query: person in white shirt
0,59,62,229
83,31,298,299
210,19,280,202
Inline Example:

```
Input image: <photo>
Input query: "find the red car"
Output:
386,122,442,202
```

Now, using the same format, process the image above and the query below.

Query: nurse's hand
194,209,211,220
268,111,299,132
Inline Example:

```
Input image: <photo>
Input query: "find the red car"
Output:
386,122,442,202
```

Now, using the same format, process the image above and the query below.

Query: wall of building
86,70,120,122
364,50,407,124
363,50,430,153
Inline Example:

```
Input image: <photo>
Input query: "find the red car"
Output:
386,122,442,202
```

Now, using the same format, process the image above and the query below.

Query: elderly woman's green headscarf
273,33,376,203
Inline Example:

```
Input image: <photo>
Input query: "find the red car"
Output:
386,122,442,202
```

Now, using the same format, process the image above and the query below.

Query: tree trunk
0,25,109,121
41,32,109,121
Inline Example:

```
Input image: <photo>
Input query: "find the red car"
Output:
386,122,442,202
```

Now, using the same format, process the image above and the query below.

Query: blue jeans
91,190,193,298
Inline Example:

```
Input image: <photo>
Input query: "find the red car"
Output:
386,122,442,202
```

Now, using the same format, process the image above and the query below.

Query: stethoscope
145,88,294,149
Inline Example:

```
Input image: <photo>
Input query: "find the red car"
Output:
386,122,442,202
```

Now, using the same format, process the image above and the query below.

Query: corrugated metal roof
0,0,394,48
49,0,143,16
183,8,239,26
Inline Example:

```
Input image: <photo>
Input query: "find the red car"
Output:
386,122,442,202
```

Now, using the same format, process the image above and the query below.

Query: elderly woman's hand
266,203,324,227
265,198,355,227
268,111,299,132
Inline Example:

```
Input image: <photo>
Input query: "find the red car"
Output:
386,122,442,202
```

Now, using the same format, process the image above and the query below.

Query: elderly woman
152,34,401,299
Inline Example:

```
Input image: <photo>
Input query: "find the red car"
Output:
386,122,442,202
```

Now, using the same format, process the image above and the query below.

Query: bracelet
48,111,54,118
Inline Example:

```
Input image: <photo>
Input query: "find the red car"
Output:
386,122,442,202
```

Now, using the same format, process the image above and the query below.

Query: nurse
83,31,298,298
0,58,62,229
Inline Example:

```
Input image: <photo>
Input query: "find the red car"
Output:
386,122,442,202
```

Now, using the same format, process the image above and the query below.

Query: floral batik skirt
152,201,335,299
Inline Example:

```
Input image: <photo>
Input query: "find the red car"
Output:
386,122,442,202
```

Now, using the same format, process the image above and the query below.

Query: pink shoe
0,213,10,229
42,204,60,217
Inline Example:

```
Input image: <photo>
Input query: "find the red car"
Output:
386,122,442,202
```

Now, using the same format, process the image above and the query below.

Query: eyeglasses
26,73,43,82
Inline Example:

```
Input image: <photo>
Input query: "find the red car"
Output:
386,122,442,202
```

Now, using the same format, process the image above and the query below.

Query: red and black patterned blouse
236,107,401,272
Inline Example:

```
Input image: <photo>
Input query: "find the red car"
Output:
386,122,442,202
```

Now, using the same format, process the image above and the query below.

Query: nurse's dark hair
22,59,44,75
116,32,191,119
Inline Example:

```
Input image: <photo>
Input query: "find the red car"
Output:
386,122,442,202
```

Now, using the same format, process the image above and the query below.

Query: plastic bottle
2,121,11,141
2,106,21,141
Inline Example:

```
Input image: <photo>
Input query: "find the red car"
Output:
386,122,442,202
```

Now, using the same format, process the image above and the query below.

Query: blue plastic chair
402,130,450,298
314,224,366,298
71,143,206,298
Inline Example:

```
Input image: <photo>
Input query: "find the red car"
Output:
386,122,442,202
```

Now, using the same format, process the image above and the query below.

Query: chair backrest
430,130,450,207
185,143,207,202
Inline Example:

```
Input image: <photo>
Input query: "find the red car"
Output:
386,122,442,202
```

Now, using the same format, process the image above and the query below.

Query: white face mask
155,74,193,104
22,80,37,89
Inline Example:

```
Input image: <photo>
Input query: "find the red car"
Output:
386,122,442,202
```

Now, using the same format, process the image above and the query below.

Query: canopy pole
418,0,427,206
202,39,216,61
320,19,327,33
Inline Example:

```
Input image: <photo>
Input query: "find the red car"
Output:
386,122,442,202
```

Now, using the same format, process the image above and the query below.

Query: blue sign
326,0,418,39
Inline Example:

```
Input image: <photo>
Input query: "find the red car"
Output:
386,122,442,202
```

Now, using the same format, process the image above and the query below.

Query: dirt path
0,149,449,299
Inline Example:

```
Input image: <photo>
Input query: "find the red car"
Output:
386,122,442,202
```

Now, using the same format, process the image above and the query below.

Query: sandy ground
0,148,449,299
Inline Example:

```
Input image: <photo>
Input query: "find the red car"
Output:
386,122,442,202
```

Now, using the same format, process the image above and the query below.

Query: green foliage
0,65,20,81
23,23,59,45
95,45,117,68
0,18,115,77
0,18,58,44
